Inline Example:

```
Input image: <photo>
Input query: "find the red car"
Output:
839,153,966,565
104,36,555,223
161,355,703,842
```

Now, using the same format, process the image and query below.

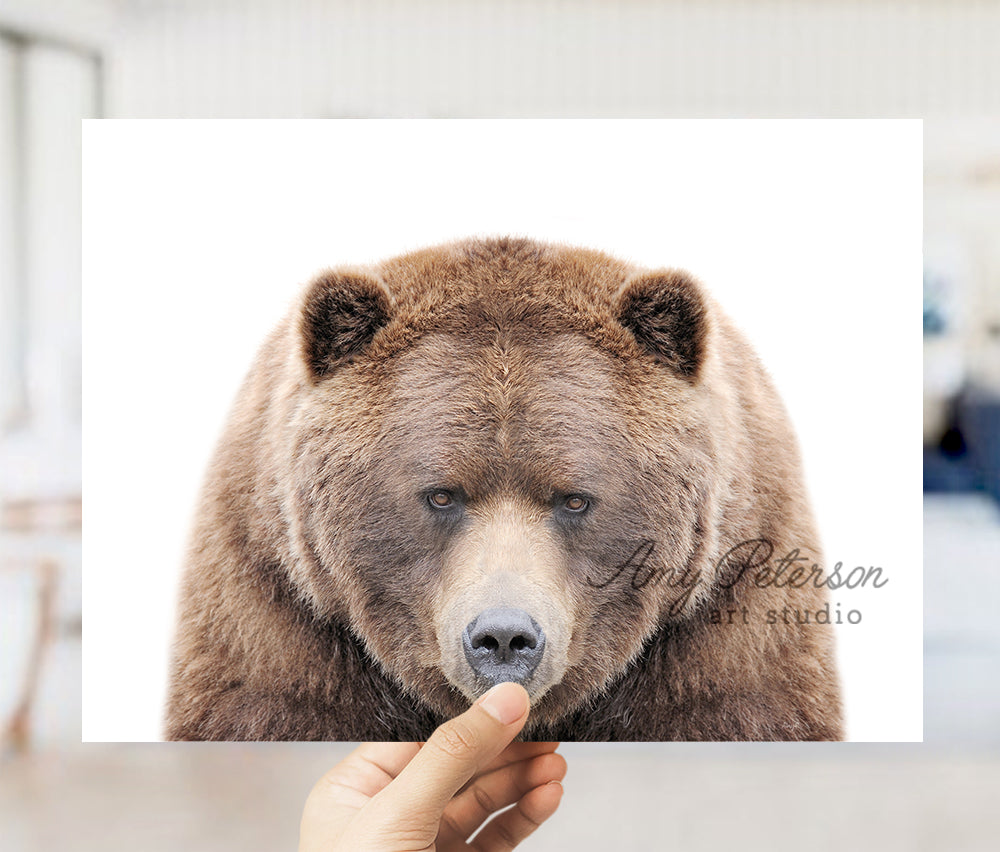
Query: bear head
284,237,725,728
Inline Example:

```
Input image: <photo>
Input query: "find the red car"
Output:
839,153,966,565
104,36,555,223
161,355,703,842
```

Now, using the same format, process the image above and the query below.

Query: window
0,25,99,494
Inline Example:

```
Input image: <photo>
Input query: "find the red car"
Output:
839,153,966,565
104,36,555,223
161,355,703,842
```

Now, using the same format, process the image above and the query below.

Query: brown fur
164,237,843,741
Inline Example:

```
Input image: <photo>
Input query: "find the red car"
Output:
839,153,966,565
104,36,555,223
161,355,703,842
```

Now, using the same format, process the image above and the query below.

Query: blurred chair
958,384,1000,504
0,495,81,753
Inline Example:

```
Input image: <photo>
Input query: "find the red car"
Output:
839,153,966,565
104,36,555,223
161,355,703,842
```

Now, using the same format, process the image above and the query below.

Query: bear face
166,237,842,741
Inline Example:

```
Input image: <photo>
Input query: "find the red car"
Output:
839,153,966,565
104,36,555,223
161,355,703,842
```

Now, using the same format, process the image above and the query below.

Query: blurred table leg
2,559,57,753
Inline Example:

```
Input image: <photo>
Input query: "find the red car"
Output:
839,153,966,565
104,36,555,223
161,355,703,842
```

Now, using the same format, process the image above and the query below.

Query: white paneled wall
107,0,1000,118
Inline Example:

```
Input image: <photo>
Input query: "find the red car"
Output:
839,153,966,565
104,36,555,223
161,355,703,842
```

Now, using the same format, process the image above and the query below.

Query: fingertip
475,682,530,726
524,750,568,784
522,779,565,823
548,751,568,782
542,780,565,809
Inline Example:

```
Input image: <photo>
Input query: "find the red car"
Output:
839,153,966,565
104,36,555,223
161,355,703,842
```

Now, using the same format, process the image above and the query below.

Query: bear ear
615,270,708,380
299,269,392,379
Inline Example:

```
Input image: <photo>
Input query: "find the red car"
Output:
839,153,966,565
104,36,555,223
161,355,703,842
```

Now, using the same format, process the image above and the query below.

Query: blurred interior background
1,1,998,850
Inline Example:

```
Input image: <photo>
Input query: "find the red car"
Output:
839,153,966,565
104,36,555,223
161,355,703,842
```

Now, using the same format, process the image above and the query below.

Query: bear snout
462,607,546,686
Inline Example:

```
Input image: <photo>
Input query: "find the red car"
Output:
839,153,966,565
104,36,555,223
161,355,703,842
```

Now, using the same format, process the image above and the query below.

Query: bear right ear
615,270,708,380
299,270,393,379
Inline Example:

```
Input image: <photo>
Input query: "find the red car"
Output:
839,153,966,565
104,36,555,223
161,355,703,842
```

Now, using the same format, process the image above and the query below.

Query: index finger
369,683,530,820
457,741,561,795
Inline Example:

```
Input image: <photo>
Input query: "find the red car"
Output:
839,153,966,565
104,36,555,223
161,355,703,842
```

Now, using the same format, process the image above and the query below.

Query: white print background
82,119,921,742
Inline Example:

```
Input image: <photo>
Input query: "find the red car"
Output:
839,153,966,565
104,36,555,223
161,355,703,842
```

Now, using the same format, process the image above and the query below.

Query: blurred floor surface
2,743,1000,851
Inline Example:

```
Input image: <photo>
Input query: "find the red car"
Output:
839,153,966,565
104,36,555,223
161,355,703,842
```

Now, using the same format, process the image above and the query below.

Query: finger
457,741,561,793
439,752,567,844
349,742,424,780
300,743,426,852
471,781,564,852
317,742,423,802
369,683,530,821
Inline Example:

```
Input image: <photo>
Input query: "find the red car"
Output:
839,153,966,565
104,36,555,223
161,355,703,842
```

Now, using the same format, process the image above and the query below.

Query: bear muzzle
462,607,546,687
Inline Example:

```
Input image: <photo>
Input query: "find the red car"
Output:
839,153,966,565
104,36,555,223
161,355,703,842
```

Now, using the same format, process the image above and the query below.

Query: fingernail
476,682,528,725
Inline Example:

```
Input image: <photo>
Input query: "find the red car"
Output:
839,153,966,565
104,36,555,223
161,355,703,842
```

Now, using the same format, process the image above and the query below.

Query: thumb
370,682,530,823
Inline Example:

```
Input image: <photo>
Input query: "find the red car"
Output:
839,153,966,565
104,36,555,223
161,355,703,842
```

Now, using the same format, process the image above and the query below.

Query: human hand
298,682,565,851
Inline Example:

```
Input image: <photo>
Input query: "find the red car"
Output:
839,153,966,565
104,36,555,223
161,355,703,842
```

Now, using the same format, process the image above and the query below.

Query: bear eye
427,490,455,510
562,495,590,513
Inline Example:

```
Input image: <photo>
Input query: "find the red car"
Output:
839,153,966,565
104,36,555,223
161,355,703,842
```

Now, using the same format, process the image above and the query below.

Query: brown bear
164,237,843,741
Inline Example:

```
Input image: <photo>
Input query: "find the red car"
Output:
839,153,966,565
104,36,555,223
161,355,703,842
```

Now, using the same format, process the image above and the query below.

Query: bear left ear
299,269,393,379
615,270,708,380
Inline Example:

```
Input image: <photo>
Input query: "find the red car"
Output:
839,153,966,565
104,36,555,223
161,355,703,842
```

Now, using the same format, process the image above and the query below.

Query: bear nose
462,607,546,686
